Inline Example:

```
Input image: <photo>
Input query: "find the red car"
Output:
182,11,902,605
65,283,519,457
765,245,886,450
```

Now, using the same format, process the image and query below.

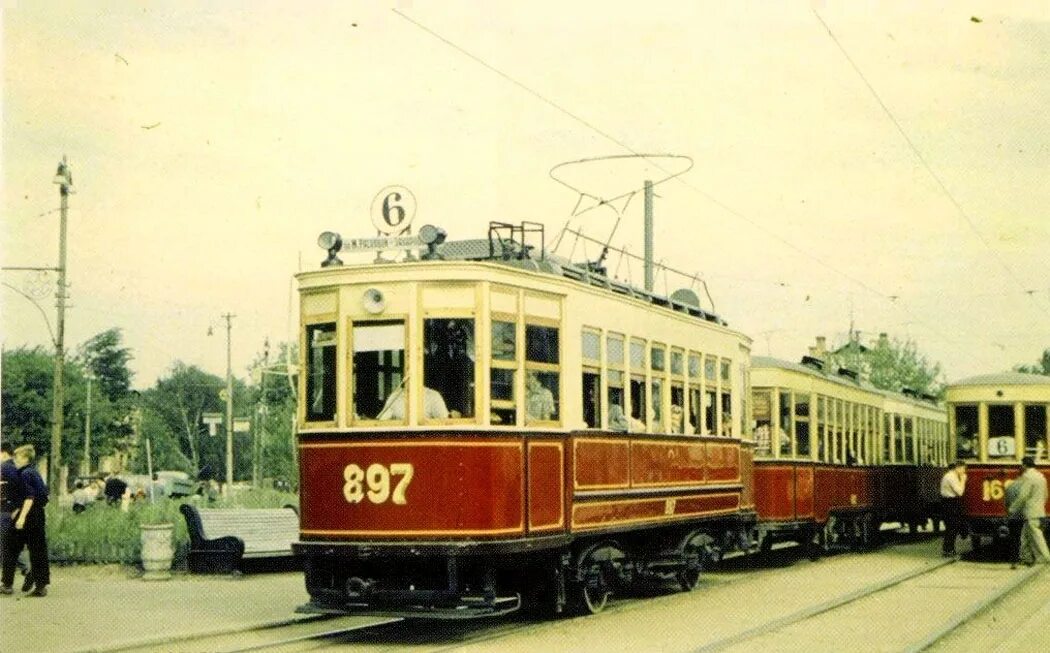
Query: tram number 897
343,463,414,505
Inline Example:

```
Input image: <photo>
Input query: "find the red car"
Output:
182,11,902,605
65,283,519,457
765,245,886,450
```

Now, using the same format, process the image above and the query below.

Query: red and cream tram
293,222,755,617
750,355,948,554
946,372,1050,542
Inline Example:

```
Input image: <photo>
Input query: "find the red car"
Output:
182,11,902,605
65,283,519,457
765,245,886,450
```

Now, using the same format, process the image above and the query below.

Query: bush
45,490,299,565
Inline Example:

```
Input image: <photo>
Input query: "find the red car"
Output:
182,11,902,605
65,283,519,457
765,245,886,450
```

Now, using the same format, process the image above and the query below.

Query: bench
179,504,300,574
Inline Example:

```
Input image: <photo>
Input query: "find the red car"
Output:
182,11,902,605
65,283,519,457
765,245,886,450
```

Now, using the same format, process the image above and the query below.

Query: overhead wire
389,8,1038,352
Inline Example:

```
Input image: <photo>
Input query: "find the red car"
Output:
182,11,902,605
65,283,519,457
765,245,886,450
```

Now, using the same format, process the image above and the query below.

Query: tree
1,346,55,454
827,333,945,398
1014,349,1050,376
77,328,133,401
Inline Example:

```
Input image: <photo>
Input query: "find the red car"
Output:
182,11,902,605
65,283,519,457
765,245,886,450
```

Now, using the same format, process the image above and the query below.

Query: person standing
939,460,967,557
1,443,30,594
1003,469,1026,569
7,445,50,596
1007,456,1050,566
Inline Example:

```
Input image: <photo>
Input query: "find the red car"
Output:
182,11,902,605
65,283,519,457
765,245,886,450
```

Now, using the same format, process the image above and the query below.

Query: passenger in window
669,404,694,434
377,385,449,420
721,413,733,436
609,405,629,432
526,372,555,422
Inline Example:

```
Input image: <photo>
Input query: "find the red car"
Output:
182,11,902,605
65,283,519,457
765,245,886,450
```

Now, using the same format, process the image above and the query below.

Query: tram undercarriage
295,516,754,619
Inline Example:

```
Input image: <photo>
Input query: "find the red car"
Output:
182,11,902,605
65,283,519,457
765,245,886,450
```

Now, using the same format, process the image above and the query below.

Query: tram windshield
1025,404,1048,460
355,321,407,420
954,405,978,459
306,323,337,422
987,404,1016,458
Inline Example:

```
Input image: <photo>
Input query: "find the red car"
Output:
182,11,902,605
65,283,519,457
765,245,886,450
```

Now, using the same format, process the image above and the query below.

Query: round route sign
370,186,416,235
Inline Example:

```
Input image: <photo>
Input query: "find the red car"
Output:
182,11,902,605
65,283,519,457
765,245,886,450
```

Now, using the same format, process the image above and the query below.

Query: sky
3,0,1049,390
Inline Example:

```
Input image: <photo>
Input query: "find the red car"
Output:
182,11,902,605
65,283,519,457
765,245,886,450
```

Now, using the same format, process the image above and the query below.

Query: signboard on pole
202,413,222,437
233,418,251,433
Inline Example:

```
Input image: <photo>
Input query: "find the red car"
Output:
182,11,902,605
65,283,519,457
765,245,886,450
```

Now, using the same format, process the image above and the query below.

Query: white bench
180,505,299,573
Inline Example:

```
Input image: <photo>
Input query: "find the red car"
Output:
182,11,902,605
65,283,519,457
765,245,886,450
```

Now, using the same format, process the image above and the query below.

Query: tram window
651,345,666,372
582,370,601,428
653,378,665,433
608,334,625,368
903,417,915,463
884,413,893,462
689,387,702,436
492,321,516,361
608,370,626,430
753,391,772,456
720,390,732,437
354,321,407,421
987,405,1016,458
688,353,702,379
1024,405,1048,460
630,339,646,371
630,375,648,427
671,350,684,376
305,323,337,422
670,384,688,434
526,325,559,364
704,388,717,436
581,330,600,362
795,394,811,458
705,358,717,383
778,391,793,456
525,370,559,423
421,319,474,420
954,405,978,459
490,319,517,426
817,396,828,462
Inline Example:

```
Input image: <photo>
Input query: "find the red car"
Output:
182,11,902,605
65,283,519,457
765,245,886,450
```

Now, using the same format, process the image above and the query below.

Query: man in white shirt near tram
1007,456,1050,566
939,460,967,557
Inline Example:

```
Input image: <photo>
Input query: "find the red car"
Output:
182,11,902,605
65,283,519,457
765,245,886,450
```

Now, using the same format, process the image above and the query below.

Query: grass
44,489,299,566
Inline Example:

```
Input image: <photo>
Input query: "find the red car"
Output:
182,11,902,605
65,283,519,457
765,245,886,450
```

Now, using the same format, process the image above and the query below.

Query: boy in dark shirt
1,445,49,596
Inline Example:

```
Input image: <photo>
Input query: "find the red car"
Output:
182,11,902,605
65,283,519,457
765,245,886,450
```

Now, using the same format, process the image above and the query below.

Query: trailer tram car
750,356,948,554
293,222,756,618
946,373,1050,545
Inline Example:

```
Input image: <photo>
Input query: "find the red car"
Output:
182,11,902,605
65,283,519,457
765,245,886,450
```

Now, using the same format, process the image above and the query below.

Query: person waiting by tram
378,383,449,420
939,460,967,557
525,372,555,423
1004,469,1026,569
1007,456,1050,566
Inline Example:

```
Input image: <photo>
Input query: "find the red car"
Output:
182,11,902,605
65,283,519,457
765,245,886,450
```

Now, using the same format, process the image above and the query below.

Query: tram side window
305,323,337,422
954,405,978,459
795,394,811,458
704,358,717,435
778,391,793,456
817,396,828,462
608,334,626,431
720,360,732,436
582,330,601,429
688,353,703,436
490,319,517,426
753,390,772,456
652,345,666,433
629,339,647,428
987,405,1016,458
355,321,407,420
1024,404,1048,460
525,324,559,424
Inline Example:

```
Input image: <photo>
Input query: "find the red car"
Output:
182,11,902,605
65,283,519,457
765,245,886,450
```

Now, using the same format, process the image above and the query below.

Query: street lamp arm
2,281,58,347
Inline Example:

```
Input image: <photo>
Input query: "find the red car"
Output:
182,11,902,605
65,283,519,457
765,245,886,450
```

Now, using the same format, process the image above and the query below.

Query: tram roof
948,372,1050,388
752,355,941,406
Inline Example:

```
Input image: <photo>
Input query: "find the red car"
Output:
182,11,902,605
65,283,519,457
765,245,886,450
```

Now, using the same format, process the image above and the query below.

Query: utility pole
82,372,93,476
50,157,73,492
643,179,654,292
222,313,236,491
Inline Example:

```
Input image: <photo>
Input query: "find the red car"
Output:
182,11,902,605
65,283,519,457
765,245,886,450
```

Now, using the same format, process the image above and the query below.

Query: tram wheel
677,542,704,592
571,564,610,615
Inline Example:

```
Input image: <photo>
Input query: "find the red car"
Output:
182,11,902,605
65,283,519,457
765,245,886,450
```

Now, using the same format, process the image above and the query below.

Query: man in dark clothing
1,443,32,594
2,445,50,596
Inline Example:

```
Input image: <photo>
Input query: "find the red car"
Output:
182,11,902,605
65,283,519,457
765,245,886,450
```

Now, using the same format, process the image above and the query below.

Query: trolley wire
389,7,971,349
811,9,1050,322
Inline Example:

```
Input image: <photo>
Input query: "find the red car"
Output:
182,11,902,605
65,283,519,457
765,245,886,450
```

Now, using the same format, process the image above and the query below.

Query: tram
945,372,1050,542
293,221,756,617
750,354,948,554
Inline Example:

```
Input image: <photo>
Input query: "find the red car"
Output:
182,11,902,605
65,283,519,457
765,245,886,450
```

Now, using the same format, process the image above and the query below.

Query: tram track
694,559,1047,653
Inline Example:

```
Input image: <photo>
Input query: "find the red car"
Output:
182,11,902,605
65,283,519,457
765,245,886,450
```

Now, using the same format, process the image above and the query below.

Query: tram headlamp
317,231,343,268
418,224,446,260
